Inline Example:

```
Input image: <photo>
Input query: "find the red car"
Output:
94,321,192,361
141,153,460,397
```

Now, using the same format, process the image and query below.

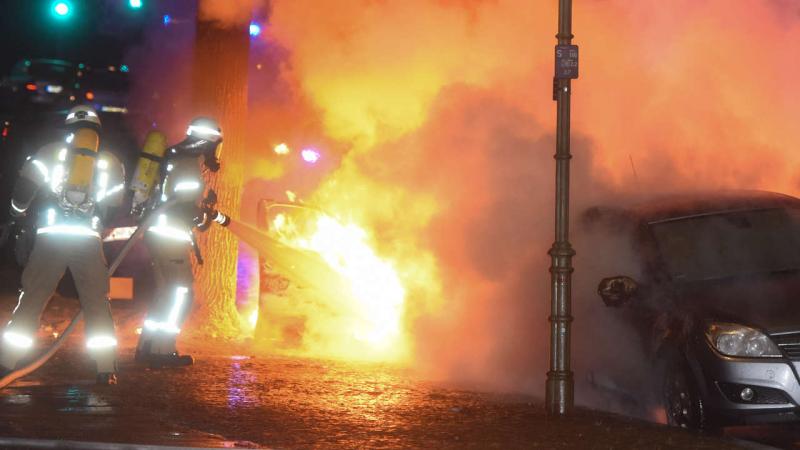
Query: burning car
587,190,800,429
231,199,407,362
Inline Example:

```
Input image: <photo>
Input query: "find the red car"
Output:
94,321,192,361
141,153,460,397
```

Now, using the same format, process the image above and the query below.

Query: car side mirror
597,276,639,307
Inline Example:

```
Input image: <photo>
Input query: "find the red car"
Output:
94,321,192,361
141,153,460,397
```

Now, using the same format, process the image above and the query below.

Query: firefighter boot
134,337,152,363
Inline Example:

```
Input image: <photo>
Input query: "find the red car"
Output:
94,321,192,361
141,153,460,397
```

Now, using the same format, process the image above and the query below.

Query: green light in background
129,0,142,8
52,1,71,17
120,65,129,72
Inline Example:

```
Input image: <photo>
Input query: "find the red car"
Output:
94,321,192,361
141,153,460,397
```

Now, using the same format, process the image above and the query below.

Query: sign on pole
555,45,579,80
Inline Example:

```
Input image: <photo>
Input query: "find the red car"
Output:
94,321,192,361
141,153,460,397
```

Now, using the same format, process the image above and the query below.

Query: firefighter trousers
137,233,194,356
0,234,116,373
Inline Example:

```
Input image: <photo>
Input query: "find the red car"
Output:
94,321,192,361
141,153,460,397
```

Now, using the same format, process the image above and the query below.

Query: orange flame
254,205,411,362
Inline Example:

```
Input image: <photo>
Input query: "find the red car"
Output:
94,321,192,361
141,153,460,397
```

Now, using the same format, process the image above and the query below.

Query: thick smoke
305,81,652,415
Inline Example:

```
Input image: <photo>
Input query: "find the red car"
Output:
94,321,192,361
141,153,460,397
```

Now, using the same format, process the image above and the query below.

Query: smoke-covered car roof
581,190,800,231
633,190,800,223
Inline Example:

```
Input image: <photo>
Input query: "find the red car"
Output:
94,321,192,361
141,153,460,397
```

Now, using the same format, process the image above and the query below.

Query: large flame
272,211,406,355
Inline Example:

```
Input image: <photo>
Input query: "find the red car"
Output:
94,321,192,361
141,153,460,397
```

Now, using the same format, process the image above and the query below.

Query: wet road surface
0,288,791,449
0,346,768,450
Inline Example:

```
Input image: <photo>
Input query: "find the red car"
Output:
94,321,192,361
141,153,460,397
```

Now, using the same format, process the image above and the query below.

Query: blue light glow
249,22,261,37
162,14,171,25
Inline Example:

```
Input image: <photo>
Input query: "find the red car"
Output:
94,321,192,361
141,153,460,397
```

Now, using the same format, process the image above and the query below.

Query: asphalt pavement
0,348,770,450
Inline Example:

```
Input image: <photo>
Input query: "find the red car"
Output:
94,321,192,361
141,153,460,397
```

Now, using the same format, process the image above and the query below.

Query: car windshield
650,207,800,282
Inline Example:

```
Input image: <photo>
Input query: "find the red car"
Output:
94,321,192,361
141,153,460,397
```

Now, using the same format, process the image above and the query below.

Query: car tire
661,351,707,430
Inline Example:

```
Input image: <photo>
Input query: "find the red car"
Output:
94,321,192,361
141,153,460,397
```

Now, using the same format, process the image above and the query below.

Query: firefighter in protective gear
134,117,229,368
0,105,125,385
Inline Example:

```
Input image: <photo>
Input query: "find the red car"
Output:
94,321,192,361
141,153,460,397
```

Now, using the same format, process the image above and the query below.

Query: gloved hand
195,189,228,229
194,206,229,230
194,206,213,232
201,189,218,211
130,196,149,221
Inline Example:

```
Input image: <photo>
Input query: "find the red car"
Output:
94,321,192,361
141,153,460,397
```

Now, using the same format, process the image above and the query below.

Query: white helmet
65,104,101,129
171,117,222,172
185,117,222,143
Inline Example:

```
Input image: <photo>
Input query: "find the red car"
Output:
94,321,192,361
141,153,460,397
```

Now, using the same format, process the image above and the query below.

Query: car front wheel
662,353,706,429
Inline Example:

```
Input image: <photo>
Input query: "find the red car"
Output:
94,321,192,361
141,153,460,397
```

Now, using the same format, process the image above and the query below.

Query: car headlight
706,323,781,358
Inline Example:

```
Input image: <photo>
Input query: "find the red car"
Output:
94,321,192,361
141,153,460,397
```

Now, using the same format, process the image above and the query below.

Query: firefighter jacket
10,140,125,239
147,153,208,242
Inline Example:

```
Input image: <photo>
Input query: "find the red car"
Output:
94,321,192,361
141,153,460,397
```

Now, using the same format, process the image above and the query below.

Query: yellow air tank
62,127,100,208
130,131,168,214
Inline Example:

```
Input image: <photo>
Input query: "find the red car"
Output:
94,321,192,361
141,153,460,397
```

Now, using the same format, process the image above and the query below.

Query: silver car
590,190,800,429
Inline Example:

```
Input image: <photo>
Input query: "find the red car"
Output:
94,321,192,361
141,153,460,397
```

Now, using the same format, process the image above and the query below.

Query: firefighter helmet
65,105,101,129
185,117,222,143
170,117,223,172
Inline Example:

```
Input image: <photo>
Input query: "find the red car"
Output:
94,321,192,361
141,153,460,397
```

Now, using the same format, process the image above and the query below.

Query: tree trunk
189,9,250,339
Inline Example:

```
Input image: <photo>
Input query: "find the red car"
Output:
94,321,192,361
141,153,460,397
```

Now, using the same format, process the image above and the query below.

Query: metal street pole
547,0,578,416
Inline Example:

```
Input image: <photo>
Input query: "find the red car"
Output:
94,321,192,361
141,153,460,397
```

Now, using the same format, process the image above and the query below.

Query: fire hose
0,201,177,389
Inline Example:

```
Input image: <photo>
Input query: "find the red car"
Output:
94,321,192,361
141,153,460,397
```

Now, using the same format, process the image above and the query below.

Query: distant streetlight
129,0,143,9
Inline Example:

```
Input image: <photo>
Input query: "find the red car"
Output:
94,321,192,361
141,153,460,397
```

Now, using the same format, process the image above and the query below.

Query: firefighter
134,117,229,368
0,105,125,385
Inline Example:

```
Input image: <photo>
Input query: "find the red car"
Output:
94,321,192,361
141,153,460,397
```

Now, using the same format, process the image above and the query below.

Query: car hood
227,219,351,296
678,274,800,333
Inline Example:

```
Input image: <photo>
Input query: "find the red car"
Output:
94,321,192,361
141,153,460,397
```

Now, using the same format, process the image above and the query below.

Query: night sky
0,0,167,74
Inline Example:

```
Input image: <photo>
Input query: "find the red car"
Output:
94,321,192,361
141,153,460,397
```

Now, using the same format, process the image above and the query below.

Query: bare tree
189,4,250,338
